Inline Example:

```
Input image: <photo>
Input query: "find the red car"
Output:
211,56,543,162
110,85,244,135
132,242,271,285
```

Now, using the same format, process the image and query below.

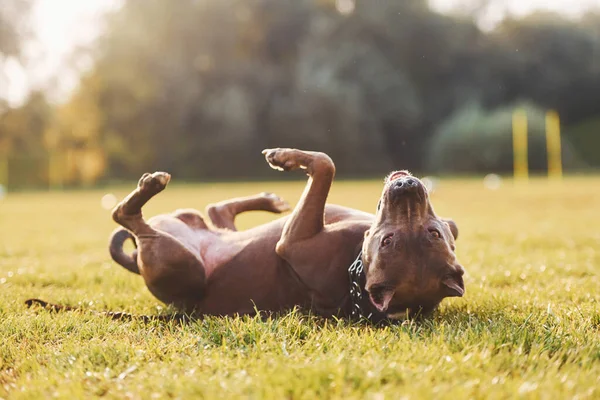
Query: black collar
347,251,374,321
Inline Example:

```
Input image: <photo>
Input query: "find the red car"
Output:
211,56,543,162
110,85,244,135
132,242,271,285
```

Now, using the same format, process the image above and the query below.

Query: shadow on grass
24,296,507,329
25,296,600,361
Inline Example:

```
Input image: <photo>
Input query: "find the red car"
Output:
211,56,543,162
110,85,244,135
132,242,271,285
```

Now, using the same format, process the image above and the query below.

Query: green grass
1,176,600,399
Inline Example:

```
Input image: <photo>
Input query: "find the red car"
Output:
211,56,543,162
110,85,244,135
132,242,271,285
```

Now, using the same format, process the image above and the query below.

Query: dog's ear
443,218,459,240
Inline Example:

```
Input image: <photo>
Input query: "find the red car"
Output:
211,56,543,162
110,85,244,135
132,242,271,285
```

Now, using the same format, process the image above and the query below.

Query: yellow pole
545,110,563,181
512,109,529,183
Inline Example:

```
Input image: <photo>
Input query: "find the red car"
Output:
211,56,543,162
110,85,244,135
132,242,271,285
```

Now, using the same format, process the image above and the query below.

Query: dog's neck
346,244,387,323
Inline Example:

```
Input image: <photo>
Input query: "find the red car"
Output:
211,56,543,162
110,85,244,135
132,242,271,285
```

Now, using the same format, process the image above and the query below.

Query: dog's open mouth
368,285,396,313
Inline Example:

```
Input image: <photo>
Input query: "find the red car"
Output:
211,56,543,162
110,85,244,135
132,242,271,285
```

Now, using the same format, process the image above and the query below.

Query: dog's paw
262,148,306,172
138,171,171,194
260,192,291,213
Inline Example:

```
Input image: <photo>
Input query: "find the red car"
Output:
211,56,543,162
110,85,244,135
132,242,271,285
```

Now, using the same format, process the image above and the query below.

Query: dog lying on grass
102,148,465,322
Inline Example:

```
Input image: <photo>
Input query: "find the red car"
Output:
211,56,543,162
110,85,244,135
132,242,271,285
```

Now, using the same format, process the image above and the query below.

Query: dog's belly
148,215,246,278
146,204,374,315
197,236,310,316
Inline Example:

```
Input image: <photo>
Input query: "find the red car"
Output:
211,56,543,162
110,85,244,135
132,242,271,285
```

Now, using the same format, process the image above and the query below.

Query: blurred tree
0,90,51,155
0,91,53,187
7,0,599,185
565,116,600,168
428,101,582,174
0,0,31,60
47,72,106,186
0,0,32,103
485,12,600,124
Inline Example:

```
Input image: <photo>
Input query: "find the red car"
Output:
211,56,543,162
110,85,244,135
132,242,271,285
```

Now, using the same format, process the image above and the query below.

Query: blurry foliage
0,0,31,60
565,117,600,168
1,0,600,187
0,0,32,111
0,91,51,156
428,101,582,174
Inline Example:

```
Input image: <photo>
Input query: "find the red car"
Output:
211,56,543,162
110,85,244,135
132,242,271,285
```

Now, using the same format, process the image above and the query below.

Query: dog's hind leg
111,172,207,310
205,192,290,231
112,172,170,235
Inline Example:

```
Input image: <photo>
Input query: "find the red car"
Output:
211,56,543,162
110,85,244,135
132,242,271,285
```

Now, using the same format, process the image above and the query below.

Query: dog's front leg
205,192,290,231
262,148,335,258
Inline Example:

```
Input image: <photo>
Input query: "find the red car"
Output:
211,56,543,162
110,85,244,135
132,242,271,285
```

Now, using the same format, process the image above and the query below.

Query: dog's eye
429,229,441,239
381,234,393,247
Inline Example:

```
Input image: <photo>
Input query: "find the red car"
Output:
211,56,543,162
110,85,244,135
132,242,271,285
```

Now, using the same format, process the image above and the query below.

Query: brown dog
109,148,465,322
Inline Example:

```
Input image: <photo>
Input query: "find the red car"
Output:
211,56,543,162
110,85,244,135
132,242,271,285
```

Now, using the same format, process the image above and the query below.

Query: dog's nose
393,178,418,190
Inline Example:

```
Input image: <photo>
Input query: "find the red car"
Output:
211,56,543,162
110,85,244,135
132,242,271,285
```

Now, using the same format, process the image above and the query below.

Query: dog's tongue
387,170,410,183
369,290,395,313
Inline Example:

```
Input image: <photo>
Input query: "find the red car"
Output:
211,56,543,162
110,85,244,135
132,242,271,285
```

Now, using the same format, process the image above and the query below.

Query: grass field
1,176,599,399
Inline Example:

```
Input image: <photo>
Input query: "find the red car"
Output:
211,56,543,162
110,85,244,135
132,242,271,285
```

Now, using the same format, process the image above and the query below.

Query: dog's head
362,170,465,319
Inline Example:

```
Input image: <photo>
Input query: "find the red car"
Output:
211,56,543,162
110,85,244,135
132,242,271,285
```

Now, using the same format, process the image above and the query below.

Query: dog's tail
109,228,140,274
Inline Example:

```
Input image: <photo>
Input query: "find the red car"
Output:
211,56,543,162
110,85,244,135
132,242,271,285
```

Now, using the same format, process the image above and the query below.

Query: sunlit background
1,0,599,189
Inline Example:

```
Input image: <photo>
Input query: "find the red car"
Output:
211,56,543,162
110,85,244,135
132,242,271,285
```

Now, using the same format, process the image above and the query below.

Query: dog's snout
391,177,419,192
